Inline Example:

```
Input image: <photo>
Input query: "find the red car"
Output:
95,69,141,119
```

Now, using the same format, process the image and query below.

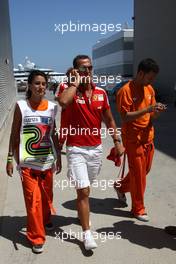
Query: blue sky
9,0,133,72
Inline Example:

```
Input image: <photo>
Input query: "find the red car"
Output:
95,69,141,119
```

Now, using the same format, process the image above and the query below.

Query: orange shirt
116,81,156,144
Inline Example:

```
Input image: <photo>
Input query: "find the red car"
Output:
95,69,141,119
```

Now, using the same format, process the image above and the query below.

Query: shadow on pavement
0,215,93,256
62,197,132,218
0,216,30,250
96,220,176,251
1,213,175,253
62,198,176,251
50,220,93,257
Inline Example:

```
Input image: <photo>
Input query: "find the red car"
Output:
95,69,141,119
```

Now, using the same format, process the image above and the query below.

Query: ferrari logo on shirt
93,95,98,101
93,94,104,101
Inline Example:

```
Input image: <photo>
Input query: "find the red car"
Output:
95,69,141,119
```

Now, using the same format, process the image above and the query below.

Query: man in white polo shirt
57,55,124,250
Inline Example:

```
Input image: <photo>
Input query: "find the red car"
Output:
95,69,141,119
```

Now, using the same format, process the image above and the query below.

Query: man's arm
51,121,62,174
102,108,125,156
56,85,77,107
121,103,167,123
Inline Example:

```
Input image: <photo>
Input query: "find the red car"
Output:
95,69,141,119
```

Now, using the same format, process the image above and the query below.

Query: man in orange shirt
116,58,166,221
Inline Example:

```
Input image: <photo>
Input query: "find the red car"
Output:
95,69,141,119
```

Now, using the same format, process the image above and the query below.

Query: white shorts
66,145,103,189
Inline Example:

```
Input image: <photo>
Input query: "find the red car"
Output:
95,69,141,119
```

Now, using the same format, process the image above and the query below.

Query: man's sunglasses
77,65,93,72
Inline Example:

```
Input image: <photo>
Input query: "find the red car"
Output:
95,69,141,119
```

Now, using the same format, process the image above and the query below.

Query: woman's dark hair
26,70,48,99
137,58,159,74
73,55,91,68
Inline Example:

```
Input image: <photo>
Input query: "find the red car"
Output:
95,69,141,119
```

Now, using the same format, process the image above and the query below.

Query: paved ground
0,91,176,264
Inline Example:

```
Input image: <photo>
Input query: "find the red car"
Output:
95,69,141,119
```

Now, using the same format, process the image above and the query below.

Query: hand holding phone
69,68,80,88
155,102,167,112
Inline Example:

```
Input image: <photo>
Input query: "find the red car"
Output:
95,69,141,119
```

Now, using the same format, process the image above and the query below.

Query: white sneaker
135,214,150,222
83,230,97,251
32,244,44,253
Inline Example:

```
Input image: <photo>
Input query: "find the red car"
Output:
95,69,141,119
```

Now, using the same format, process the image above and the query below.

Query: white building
92,29,134,77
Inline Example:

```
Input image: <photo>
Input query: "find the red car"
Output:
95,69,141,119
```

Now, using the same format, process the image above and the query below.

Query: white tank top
17,99,57,171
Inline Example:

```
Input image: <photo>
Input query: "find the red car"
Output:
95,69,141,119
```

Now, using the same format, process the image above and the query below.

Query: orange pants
20,167,54,245
119,141,154,215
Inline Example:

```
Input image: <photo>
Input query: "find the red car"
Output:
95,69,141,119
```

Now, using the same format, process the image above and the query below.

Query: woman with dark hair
6,70,61,253
26,69,48,99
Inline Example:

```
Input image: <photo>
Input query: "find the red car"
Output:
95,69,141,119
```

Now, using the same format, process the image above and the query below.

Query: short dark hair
73,55,91,68
137,58,159,74
66,67,73,77
26,70,48,99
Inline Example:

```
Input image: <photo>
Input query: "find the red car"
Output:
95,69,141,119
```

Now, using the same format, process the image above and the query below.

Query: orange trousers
20,167,54,245
119,141,154,215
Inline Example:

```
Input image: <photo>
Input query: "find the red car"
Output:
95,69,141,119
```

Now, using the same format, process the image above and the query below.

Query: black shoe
32,244,44,253
114,183,127,204
165,226,176,236
45,222,54,231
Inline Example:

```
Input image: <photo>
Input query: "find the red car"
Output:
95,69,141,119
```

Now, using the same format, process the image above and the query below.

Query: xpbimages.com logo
62,74,122,87
54,178,122,191
55,127,122,139
54,20,122,35
56,74,122,87
55,230,121,243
